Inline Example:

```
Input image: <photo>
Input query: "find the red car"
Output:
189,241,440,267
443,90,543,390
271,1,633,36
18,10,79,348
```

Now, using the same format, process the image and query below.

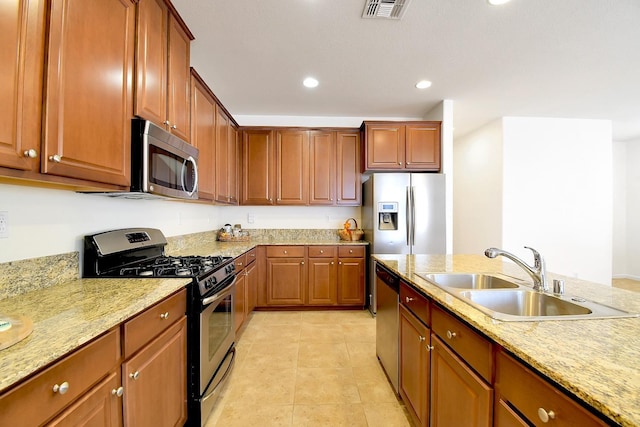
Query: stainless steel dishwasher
375,261,400,394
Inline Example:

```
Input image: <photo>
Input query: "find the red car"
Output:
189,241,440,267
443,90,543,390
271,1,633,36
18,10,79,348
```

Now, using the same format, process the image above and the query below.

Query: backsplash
0,252,78,300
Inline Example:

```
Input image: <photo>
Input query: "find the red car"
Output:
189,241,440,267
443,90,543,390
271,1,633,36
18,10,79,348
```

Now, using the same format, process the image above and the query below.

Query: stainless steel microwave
131,118,199,200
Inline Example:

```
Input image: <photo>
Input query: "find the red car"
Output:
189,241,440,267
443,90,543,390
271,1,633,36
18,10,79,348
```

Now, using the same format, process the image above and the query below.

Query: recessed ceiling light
488,0,511,5
303,77,319,88
415,80,432,89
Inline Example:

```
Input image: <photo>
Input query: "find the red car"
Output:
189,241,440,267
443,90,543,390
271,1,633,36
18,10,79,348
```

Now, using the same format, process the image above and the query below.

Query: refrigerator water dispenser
377,202,398,230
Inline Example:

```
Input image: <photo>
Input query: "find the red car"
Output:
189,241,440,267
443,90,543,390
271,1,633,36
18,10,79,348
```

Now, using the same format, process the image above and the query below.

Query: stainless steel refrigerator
363,173,446,315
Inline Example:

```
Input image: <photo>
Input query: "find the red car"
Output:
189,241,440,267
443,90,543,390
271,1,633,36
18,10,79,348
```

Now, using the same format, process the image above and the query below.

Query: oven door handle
201,276,237,306
201,347,236,403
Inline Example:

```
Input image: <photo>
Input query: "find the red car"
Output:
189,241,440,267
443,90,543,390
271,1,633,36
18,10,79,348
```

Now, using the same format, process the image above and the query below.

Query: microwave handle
181,156,198,197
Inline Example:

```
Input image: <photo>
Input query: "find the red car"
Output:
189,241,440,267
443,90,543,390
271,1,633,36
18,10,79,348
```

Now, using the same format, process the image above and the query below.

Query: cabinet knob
160,312,169,320
537,408,556,423
446,330,457,339
171,124,177,129
237,262,243,267
301,261,305,265
349,249,353,254
330,261,334,265
130,371,140,380
339,261,342,265
111,386,124,397
49,154,62,163
426,345,434,351
283,250,287,254
269,198,273,202
320,250,324,254
405,296,415,303
23,149,37,158
406,162,410,165
398,162,402,165
418,336,426,342
52,381,69,394
163,120,170,126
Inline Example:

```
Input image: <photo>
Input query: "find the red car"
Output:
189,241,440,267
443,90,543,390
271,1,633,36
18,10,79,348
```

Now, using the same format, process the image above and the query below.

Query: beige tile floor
205,310,412,427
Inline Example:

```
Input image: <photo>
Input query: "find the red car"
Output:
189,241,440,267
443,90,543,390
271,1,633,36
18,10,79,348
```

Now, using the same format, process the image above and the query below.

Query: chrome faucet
484,246,548,292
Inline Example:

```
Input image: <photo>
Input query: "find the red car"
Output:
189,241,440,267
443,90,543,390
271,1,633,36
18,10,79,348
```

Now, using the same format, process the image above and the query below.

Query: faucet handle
524,246,542,267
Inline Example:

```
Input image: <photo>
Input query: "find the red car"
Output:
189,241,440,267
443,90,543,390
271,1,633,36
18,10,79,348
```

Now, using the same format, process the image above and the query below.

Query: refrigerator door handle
411,186,416,246
406,186,411,246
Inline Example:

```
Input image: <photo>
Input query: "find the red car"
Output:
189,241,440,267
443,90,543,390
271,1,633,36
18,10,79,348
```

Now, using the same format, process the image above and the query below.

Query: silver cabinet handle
301,261,305,265
49,154,62,163
398,161,402,165
111,386,124,397
330,261,334,265
339,261,342,265
283,250,288,254
130,371,140,380
446,330,457,339
405,297,415,303
537,408,556,423
163,120,170,126
426,345,434,351
319,250,324,254
419,336,426,342
349,249,353,254
237,262,243,267
171,124,177,129
52,382,69,394
24,149,37,158
407,162,411,165
160,312,169,319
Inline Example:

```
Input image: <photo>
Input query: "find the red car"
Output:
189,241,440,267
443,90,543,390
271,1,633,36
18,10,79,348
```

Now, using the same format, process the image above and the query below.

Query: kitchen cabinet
309,131,336,205
0,0,45,173
242,129,275,205
135,0,193,142
399,304,430,427
495,350,608,427
121,289,187,427
336,130,361,206
265,246,307,306
276,130,309,205
215,106,239,204
337,246,366,305
307,246,338,305
361,121,441,172
0,329,121,426
246,250,258,313
234,250,258,333
190,68,217,200
42,0,135,187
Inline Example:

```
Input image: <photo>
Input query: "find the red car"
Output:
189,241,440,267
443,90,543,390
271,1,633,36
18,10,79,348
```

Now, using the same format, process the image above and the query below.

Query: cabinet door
190,70,216,200
337,257,365,305
336,131,361,206
166,13,191,142
309,131,335,205
246,262,258,313
123,317,187,427
228,125,240,205
234,272,246,333
242,129,275,205
494,400,529,427
276,130,309,205
134,0,167,127
365,124,404,170
405,123,441,171
43,0,134,187
308,257,337,305
0,0,45,171
399,305,430,427
215,106,230,203
266,257,306,305
46,371,122,427
430,334,492,427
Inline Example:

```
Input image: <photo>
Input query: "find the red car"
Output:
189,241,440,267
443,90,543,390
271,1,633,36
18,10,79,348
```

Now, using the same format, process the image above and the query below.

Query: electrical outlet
0,211,8,238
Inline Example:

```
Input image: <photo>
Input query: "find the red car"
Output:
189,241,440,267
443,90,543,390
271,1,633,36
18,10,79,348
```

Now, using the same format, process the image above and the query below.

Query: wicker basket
338,218,364,241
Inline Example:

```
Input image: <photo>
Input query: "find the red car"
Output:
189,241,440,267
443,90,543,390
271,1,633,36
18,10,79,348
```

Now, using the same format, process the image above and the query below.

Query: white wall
453,119,504,255
612,140,627,276
453,117,613,285
625,140,640,279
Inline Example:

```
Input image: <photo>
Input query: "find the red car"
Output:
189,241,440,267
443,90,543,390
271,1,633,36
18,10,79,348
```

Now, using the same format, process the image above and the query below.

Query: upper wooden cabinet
361,121,441,172
215,106,239,205
0,0,45,172
135,0,193,142
336,130,361,206
190,69,217,200
242,129,275,205
309,131,335,205
276,130,309,205
42,0,135,187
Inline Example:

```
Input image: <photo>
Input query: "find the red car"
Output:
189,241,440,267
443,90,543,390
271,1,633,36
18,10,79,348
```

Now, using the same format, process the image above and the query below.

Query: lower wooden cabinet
337,250,365,305
430,334,493,427
122,316,187,427
266,246,306,306
234,271,247,333
308,246,338,305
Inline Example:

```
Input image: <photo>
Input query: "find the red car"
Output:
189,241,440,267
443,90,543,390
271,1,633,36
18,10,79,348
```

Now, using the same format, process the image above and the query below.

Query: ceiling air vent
362,0,412,20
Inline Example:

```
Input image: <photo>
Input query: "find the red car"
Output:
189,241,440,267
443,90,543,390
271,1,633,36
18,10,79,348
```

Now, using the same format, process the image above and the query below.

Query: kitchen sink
418,273,521,289
415,272,638,321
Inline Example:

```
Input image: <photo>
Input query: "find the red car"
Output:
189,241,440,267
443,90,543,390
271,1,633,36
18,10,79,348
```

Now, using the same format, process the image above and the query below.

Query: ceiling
171,0,640,141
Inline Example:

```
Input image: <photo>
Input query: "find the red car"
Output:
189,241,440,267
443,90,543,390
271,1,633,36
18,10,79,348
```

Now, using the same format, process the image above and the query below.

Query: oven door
199,276,235,394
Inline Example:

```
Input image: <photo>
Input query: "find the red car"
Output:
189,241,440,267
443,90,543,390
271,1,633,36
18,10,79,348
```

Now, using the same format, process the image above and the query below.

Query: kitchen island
373,254,640,427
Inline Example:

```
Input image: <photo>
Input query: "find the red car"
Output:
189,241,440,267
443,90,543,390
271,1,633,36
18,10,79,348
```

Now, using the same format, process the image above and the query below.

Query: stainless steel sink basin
418,273,521,289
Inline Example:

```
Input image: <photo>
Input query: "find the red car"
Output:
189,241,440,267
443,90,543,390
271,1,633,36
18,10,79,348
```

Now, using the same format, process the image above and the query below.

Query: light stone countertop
373,254,640,427
0,237,368,393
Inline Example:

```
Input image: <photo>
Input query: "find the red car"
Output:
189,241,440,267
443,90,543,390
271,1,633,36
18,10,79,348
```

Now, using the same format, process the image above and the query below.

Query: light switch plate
0,211,8,238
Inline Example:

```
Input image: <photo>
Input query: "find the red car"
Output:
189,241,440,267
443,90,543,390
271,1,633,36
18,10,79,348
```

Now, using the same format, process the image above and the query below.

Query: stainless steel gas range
83,228,236,427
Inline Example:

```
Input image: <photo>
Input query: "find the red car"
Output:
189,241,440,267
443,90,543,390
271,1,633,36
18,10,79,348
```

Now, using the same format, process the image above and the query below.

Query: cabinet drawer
0,329,120,427
400,282,430,326
338,245,364,257
245,248,257,265
123,288,186,359
496,351,607,427
431,305,492,382
266,245,305,258
234,253,247,272
308,246,337,258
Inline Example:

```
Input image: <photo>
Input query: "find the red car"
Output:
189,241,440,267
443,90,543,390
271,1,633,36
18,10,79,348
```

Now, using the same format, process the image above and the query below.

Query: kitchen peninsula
374,253,640,427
